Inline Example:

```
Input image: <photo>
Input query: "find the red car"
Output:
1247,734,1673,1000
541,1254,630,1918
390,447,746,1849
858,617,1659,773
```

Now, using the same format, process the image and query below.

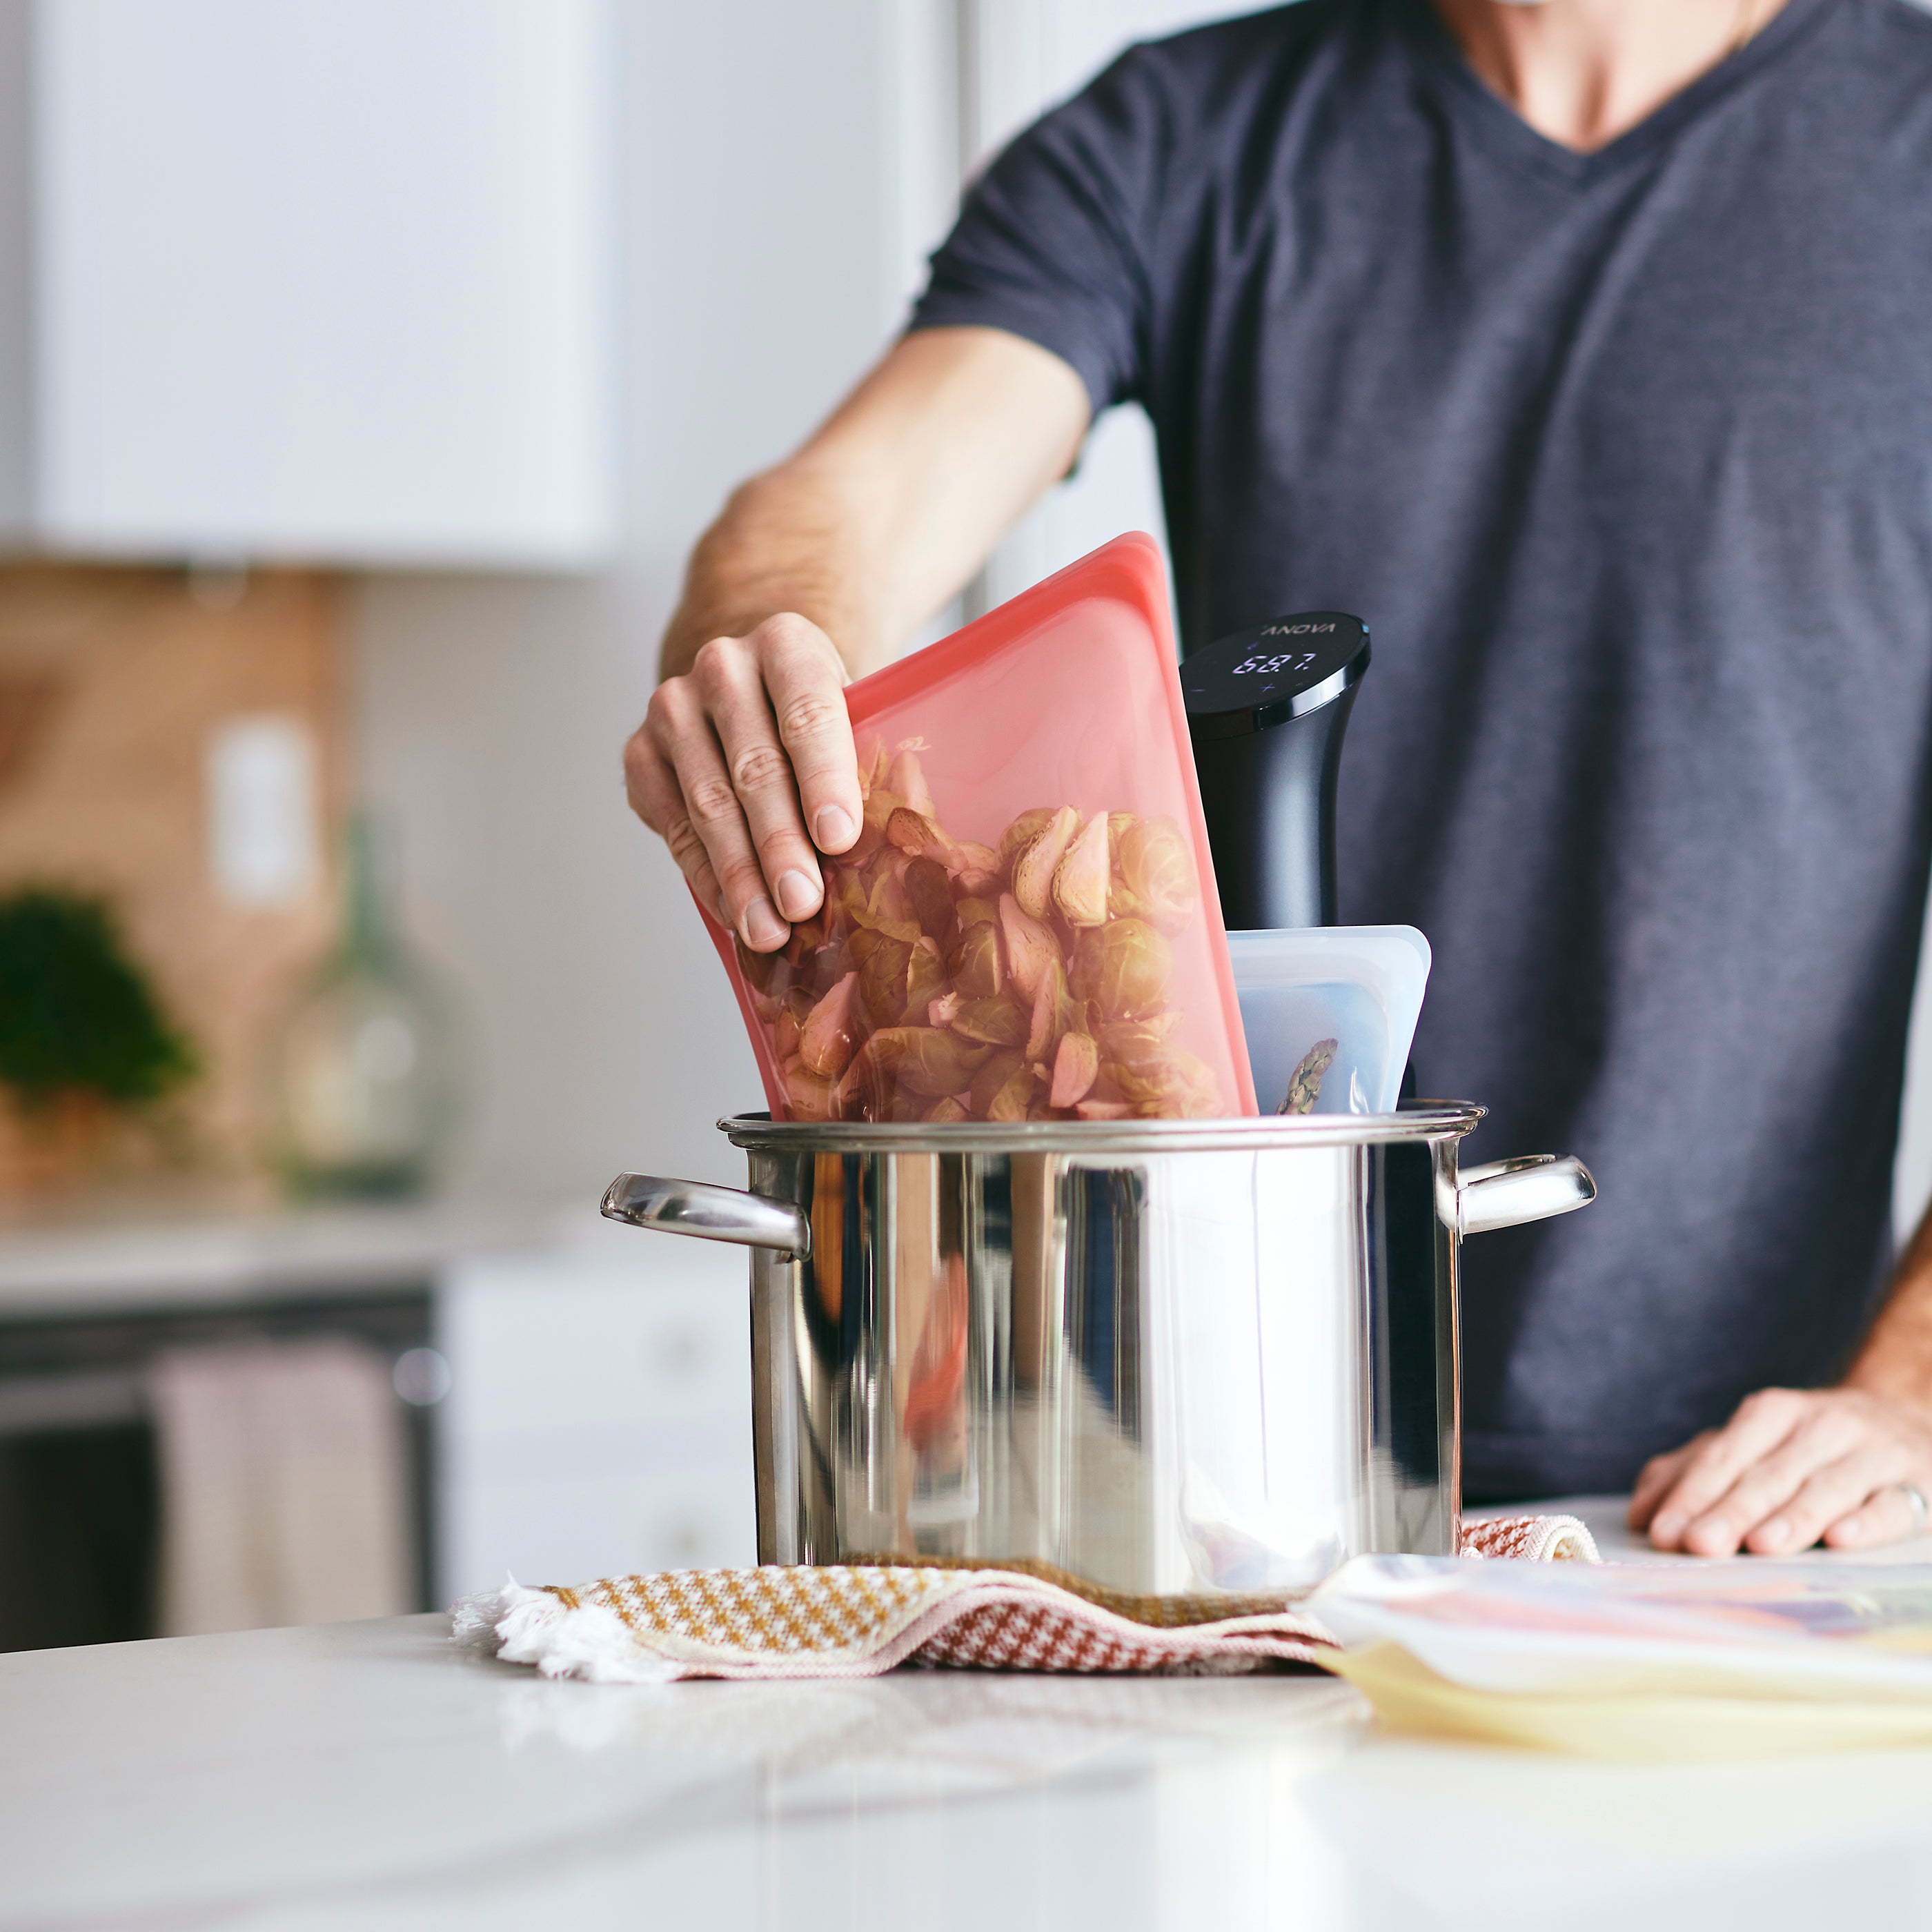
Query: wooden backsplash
0,566,343,1188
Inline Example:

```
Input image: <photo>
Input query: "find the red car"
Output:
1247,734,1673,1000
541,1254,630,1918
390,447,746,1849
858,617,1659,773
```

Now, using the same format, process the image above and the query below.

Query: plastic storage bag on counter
1307,1553,1932,1759
701,534,1257,1123
1227,927,1430,1116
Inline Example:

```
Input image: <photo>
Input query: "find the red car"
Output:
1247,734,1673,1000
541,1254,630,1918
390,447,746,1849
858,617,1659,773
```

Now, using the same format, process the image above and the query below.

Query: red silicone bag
702,533,1257,1123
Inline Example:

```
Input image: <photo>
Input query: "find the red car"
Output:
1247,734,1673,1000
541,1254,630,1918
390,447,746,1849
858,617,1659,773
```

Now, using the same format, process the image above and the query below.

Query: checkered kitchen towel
453,1515,1597,1684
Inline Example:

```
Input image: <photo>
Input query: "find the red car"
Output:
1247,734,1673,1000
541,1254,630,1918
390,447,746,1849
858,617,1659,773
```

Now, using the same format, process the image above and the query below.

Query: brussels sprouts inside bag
699,535,1257,1124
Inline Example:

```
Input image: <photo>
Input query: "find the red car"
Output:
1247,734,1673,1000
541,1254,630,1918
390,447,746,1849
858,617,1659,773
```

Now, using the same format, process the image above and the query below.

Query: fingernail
743,898,787,949
814,805,855,851
1690,1515,1734,1552
774,869,820,920
1759,1517,1790,1548
1652,1511,1684,1541
1838,1514,1863,1541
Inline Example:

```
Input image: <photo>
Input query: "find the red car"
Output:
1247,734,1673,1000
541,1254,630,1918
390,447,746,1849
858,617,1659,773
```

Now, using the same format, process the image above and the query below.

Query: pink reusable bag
700,534,1258,1123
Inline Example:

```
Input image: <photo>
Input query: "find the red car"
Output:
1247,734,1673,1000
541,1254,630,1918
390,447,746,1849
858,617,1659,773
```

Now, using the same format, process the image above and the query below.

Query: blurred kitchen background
6,0,1932,1651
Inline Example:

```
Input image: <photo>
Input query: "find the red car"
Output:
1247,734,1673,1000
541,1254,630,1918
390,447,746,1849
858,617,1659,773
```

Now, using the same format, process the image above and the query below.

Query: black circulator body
1183,611,1370,931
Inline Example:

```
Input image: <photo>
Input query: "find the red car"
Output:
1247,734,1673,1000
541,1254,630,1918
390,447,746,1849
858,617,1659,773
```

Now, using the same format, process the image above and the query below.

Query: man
627,0,1932,1553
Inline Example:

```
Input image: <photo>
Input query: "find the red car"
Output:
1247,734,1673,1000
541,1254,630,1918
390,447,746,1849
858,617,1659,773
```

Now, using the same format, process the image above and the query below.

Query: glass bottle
267,814,461,1199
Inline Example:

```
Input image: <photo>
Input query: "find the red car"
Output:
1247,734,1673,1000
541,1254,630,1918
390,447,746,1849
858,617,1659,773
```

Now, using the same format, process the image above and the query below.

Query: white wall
1897,947,1932,1246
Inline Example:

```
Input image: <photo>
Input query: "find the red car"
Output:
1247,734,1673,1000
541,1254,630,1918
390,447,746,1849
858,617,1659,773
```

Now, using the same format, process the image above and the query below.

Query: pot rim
720,1100,1484,1155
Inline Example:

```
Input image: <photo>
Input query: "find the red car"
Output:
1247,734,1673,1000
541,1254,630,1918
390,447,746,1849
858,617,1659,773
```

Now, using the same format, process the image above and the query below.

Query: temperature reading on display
1232,651,1317,677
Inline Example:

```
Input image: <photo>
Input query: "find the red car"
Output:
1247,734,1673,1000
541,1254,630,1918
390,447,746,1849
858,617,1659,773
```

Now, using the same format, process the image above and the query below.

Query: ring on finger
1900,1483,1930,1535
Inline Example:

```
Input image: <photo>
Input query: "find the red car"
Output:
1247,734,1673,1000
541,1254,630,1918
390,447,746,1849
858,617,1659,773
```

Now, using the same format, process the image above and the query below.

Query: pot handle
600,1173,812,1258
1457,1155,1595,1236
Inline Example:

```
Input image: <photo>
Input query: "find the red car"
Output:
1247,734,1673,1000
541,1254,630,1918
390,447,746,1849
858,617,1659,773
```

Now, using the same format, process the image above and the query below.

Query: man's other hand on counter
1628,1387,1932,1556
1632,1208,1932,1554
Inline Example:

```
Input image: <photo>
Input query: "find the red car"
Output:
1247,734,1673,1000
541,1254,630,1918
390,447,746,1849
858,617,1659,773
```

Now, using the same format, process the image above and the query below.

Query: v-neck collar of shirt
1395,0,1844,187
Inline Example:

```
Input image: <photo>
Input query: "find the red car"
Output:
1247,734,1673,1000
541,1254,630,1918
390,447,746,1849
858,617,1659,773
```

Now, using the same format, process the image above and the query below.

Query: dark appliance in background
0,1288,438,1652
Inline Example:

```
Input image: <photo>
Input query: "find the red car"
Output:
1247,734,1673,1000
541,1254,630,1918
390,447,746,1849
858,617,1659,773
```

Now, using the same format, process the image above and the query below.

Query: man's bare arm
1843,1210,1932,1412
629,326,1089,951
1628,1209,1932,1553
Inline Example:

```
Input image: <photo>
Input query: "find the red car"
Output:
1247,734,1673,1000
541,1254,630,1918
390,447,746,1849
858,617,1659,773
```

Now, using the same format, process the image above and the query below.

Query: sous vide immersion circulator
1183,611,1370,931
1183,608,1426,1117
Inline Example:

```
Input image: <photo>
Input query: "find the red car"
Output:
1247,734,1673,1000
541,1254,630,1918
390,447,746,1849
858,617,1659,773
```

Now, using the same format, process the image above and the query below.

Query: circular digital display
1183,611,1370,738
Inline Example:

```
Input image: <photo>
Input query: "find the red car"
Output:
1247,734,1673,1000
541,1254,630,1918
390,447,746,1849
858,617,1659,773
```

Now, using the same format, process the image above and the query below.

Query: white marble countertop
8,1497,1932,1932
0,1195,570,1319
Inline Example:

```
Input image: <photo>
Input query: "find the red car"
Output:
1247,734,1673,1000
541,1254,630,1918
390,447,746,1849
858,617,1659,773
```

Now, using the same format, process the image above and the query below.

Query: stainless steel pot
602,1108,1593,1597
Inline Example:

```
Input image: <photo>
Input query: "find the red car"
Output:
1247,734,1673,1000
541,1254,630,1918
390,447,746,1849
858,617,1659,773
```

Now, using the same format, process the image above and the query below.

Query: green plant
0,887,195,1105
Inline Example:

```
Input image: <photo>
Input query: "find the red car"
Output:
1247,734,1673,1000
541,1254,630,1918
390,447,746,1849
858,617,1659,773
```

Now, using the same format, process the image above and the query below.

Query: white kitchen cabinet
448,1432,756,1592
435,1247,757,1601
0,0,614,567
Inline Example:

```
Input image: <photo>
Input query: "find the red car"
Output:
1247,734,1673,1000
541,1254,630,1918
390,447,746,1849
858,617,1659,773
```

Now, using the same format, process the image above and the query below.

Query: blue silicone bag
1225,926,1430,1115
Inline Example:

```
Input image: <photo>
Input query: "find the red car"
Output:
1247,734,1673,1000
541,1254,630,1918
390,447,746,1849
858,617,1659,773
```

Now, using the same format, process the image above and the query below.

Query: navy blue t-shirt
911,0,1932,1499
